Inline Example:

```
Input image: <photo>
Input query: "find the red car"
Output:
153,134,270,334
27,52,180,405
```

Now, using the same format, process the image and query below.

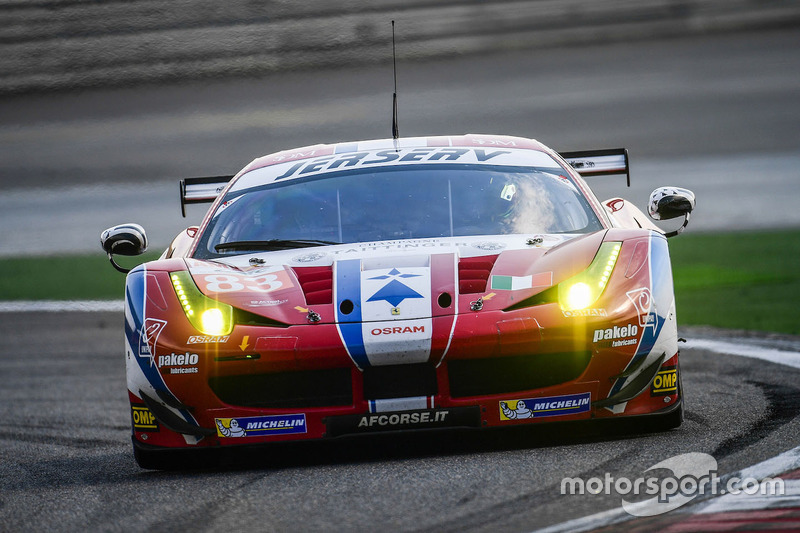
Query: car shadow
143,415,678,472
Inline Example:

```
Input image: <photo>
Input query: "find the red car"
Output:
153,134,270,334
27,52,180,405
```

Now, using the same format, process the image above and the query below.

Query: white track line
0,300,123,312
535,336,800,533
686,337,800,370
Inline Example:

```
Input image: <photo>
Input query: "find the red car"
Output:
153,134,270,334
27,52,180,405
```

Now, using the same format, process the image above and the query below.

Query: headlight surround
170,271,234,336
558,242,622,311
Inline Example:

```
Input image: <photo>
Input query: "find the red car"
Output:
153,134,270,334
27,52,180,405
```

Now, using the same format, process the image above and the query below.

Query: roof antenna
391,20,399,141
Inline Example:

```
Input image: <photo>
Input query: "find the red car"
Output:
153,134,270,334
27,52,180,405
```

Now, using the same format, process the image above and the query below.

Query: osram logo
370,325,425,336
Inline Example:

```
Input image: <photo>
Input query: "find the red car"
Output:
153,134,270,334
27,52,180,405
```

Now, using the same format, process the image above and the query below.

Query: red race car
101,134,695,469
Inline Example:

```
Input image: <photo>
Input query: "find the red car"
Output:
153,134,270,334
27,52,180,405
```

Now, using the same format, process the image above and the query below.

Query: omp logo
651,367,678,396
370,325,425,336
593,324,638,343
131,405,158,431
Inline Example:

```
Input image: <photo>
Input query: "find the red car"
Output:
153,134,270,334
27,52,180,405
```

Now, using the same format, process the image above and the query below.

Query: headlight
558,242,621,311
170,271,234,336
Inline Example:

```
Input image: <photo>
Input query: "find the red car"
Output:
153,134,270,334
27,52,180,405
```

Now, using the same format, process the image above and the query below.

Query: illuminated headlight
201,308,227,335
170,272,234,336
564,282,593,310
558,242,621,311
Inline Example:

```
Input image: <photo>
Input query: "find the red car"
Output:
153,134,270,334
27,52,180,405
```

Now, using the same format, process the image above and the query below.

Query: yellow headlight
558,242,622,311
201,308,227,335
170,271,234,336
564,282,593,310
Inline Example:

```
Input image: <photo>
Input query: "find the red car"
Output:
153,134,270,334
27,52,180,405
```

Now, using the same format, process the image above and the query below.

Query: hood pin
470,298,484,312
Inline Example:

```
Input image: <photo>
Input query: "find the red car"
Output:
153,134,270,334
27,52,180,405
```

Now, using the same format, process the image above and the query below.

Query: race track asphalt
1,312,800,531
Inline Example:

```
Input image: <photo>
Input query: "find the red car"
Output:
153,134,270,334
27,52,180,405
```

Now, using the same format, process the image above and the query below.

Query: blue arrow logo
366,269,423,307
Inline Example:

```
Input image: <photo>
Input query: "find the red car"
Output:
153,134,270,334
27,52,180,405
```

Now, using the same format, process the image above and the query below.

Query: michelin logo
215,414,307,438
500,392,591,420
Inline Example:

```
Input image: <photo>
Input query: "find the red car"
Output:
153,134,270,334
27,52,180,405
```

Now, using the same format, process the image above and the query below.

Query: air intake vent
448,351,592,398
293,266,333,305
458,255,498,294
209,368,352,408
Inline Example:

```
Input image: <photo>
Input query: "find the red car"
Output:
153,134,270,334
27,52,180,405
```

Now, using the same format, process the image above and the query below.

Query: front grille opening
209,367,352,408
447,351,592,398
362,363,438,400
458,255,498,294
293,266,333,305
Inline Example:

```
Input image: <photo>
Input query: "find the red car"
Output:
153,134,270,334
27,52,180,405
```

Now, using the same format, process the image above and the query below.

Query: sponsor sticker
369,325,426,336
272,147,536,181
651,366,678,396
131,405,159,432
215,414,307,438
187,335,229,344
248,299,288,307
158,352,199,367
592,324,639,344
562,308,607,318
499,392,591,420
326,407,481,437
139,318,167,363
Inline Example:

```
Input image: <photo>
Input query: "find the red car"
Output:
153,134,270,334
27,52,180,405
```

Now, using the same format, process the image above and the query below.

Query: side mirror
100,223,148,273
648,187,696,238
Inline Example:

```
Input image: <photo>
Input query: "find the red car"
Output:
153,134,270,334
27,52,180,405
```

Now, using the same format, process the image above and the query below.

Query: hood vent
458,255,499,294
292,266,333,305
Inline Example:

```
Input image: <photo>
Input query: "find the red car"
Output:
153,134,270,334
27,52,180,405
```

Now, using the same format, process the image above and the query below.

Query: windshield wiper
215,239,341,252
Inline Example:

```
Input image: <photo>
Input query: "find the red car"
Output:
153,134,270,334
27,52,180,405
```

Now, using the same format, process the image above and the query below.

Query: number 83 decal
201,272,292,293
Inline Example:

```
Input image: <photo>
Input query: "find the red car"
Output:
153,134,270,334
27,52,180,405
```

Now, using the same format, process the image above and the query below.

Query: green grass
1,229,799,335
0,252,161,300
669,229,800,335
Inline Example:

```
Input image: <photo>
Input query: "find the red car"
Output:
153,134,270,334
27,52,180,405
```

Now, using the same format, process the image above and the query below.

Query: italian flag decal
491,272,552,291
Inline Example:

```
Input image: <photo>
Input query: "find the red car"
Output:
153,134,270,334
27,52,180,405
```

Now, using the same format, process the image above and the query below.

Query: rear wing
558,148,630,187
179,175,233,217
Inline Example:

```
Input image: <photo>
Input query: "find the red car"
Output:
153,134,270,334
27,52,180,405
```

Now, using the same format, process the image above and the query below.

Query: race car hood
181,232,609,326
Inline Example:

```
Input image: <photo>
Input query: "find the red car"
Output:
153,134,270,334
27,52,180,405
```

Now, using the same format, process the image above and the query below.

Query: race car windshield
195,165,603,258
